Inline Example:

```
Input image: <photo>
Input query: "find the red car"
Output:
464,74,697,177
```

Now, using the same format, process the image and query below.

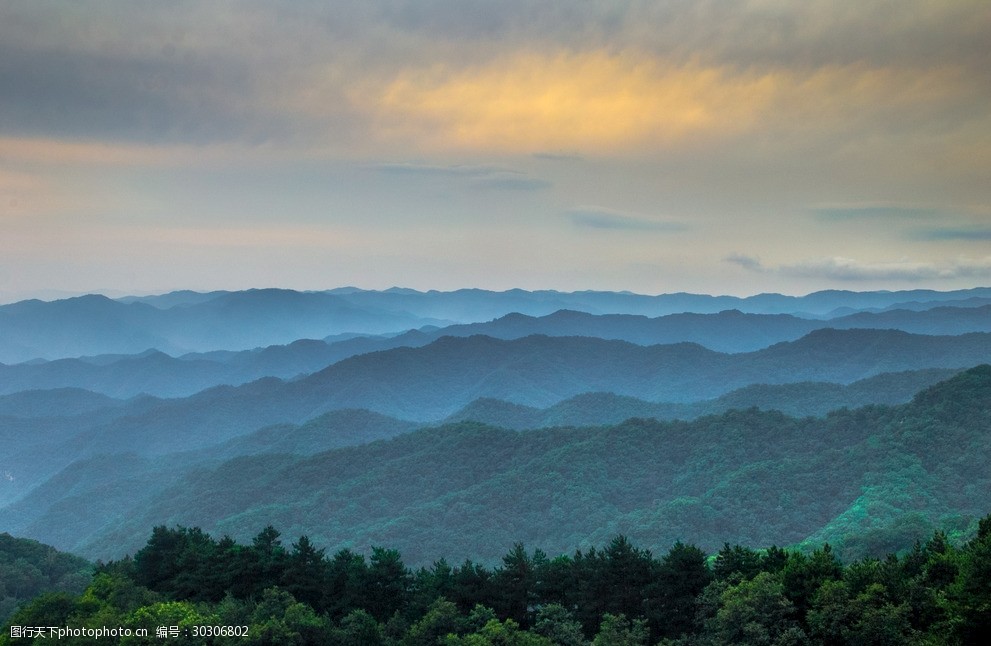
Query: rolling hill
17,365,987,565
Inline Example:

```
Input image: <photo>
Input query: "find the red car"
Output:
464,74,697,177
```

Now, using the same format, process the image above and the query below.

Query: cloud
4,2,989,159
472,176,551,191
912,227,991,241
0,33,289,146
372,162,550,190
356,45,983,157
808,204,991,245
532,152,584,162
371,162,507,177
810,204,941,221
727,254,991,281
360,51,777,153
725,253,764,271
567,207,686,232
372,162,552,191
0,136,256,168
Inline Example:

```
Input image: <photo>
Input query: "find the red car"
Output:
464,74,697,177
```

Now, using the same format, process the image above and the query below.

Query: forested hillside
0,534,91,622
4,519,991,645
5,366,986,568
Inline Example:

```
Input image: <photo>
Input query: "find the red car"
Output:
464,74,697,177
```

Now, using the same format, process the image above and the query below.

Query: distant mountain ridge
443,368,962,428
0,290,449,363
263,329,991,420
3,305,990,398
2,286,989,362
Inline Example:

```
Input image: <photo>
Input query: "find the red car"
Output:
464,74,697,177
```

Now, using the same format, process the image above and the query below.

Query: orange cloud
360,51,776,153
355,50,973,155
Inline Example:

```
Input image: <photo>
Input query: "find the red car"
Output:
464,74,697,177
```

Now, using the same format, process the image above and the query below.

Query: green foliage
947,516,991,642
8,517,991,646
0,534,91,623
246,587,332,646
592,613,648,646
705,571,804,645
406,598,466,645
532,603,586,646
647,541,713,641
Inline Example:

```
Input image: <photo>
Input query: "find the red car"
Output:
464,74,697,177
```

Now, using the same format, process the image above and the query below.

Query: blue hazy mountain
443,368,961,429
3,287,990,363
325,286,991,319
366,304,991,354
26,329,991,460
0,290,450,363
285,329,991,420
3,304,990,398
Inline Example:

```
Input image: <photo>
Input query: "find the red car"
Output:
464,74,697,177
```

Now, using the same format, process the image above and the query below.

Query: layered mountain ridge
0,286,988,571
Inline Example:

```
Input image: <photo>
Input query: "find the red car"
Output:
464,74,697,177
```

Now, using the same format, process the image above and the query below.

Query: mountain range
3,286,991,363
2,304,990,399
4,365,986,565
1,286,989,573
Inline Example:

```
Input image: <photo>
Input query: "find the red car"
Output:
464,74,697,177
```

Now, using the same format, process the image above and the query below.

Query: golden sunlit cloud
355,50,972,155
360,51,774,153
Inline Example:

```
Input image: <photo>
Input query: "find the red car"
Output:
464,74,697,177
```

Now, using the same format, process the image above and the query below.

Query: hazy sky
2,1,990,300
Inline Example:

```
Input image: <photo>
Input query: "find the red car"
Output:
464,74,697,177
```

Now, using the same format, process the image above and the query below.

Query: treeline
4,519,991,645
0,534,91,623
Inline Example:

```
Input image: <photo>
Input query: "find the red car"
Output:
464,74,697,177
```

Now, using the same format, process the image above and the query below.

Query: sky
1,0,990,301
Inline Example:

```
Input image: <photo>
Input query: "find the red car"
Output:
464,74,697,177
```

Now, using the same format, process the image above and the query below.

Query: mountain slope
9,366,990,565
28,330,991,467
289,329,991,419
444,368,962,428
